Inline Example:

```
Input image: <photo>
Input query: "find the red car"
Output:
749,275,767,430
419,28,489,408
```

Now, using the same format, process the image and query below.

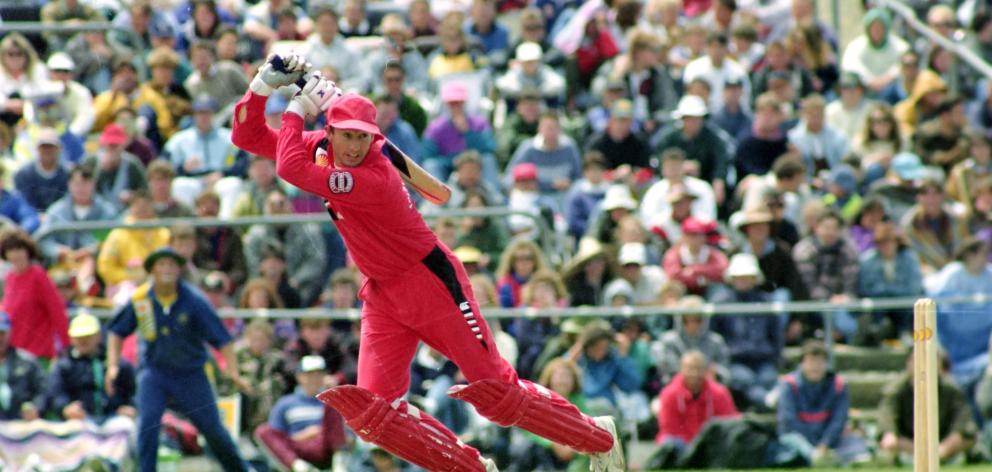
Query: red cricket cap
325,94,381,136
99,124,128,146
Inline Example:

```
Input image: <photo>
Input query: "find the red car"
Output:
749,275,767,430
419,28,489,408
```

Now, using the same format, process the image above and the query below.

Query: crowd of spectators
4,0,992,469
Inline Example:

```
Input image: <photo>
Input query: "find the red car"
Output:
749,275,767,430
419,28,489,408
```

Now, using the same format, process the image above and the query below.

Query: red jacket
657,373,739,444
662,243,729,295
4,264,69,359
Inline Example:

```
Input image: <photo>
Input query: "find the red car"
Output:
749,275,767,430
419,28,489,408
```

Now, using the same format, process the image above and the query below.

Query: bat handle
270,55,341,96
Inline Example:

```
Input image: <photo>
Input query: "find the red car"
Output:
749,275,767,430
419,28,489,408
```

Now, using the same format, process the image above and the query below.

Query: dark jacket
709,289,782,367
777,370,849,448
733,239,809,300
194,227,248,289
0,347,46,420
46,348,136,419
879,372,976,441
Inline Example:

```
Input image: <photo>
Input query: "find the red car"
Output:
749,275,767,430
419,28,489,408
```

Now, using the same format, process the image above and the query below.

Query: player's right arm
231,54,308,159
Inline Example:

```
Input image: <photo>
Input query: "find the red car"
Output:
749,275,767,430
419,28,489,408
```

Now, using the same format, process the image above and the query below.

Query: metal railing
1,22,148,79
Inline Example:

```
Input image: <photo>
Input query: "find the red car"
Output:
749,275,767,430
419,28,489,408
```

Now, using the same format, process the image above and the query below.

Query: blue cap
891,152,924,181
0,311,10,332
144,247,186,272
828,165,857,195
192,95,218,113
149,19,175,38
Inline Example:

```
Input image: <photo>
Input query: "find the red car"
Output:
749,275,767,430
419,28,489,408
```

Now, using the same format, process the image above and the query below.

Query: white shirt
683,55,750,111
639,176,717,231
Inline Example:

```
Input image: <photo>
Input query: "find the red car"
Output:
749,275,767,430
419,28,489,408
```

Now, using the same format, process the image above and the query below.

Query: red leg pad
317,386,484,472
448,379,614,454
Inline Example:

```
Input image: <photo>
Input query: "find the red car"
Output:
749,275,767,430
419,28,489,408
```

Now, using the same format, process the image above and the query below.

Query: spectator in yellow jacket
92,58,174,143
97,190,170,303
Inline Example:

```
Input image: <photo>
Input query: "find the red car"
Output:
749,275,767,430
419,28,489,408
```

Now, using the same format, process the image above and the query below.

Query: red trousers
255,406,346,469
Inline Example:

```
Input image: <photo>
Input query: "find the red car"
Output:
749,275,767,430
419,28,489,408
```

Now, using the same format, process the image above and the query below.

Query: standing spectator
146,160,194,218
464,0,510,62
0,311,45,420
302,6,363,92
585,99,652,170
656,351,739,446
792,209,860,341
256,355,346,472
367,18,430,96
244,189,327,305
683,32,750,112
825,72,873,143
788,94,848,180
82,124,147,214
183,40,249,110
96,191,170,301
38,165,118,265
505,111,581,196
900,179,968,275
106,247,252,472
236,318,290,436
193,191,247,291
46,312,137,421
564,152,612,241
654,296,730,386
710,254,782,409
777,341,868,467
732,209,808,300
0,229,69,362
494,239,548,308
840,8,909,93
662,218,728,295
14,127,69,212
735,93,790,180
653,97,731,204
422,82,498,183
878,351,976,465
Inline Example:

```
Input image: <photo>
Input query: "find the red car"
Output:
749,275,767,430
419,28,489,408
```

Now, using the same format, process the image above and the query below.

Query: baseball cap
673,95,708,119
610,99,634,119
0,311,9,332
326,94,381,135
99,124,129,146
891,152,924,181
681,217,710,234
143,247,187,272
516,41,543,61
192,95,218,113
69,312,101,338
725,75,744,88
441,81,469,103
512,162,538,181
35,127,62,147
618,242,647,266
46,52,75,72
298,355,327,373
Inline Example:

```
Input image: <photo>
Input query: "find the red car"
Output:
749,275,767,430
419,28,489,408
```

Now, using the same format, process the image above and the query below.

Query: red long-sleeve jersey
232,91,437,280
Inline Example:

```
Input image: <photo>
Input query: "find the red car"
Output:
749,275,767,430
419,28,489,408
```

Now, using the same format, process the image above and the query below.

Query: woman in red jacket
0,228,69,362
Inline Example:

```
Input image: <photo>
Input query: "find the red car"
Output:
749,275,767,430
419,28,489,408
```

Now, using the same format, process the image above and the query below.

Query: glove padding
287,73,338,118
250,53,309,95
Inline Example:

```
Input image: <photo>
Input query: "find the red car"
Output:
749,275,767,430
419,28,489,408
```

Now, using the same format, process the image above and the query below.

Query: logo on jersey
328,171,354,194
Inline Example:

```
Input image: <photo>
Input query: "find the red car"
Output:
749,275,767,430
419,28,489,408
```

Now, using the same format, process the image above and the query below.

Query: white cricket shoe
480,456,499,471
590,416,625,471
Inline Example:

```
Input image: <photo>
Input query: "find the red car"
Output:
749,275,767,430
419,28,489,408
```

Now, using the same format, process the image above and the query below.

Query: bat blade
383,141,452,205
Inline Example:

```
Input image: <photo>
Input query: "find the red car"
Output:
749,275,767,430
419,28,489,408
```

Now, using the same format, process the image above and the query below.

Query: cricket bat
270,56,452,205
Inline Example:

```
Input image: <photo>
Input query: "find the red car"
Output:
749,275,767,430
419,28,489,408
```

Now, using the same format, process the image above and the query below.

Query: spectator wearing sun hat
731,208,809,301
653,95,731,202
496,41,566,107
46,311,137,422
663,217,729,295
641,148,718,235
608,242,666,305
585,184,638,246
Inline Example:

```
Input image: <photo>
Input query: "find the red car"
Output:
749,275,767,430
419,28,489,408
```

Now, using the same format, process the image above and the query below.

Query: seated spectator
29,53,94,140
409,344,470,434
656,351,739,447
900,179,968,275
496,89,542,168
866,152,924,224
96,190,170,302
512,271,568,379
737,153,811,231
446,151,504,210
374,95,421,165
662,218,728,295
564,152,611,241
232,156,285,218
593,29,677,135
586,184,637,247
849,198,887,254
256,242,303,310
586,79,641,138
821,165,862,222
1,228,69,362
256,355,346,472
826,72,873,144
893,68,946,138
237,318,290,435
585,99,652,170
852,102,904,183
422,82,498,183
465,0,510,62
513,358,591,470
41,0,105,48
455,191,510,269
792,209,859,341
496,42,565,107
170,225,204,284
913,95,969,172
929,238,992,396
0,34,49,127
732,209,808,301
82,124,147,214
654,296,729,385
375,61,428,137
191,191,246,291
301,6,362,92
788,94,848,181
735,93,789,181
641,148,718,234
14,90,85,169
879,351,976,465
146,161,193,218
683,32,749,112
505,163,559,236
365,19,430,98
244,189,327,305
427,18,479,80
244,0,312,49
505,111,581,195
38,165,117,270
841,8,909,94
947,132,992,209
653,97,730,204
562,238,616,307
92,58,171,140
284,319,356,389
65,30,129,97
968,179,992,255
710,76,752,143
14,128,69,212
338,0,372,38
777,341,868,467
857,223,922,340
112,107,158,166
710,254,782,409
568,323,642,410
183,40,249,110
752,40,815,104
47,312,136,422
607,242,667,305
0,311,45,420
165,95,239,181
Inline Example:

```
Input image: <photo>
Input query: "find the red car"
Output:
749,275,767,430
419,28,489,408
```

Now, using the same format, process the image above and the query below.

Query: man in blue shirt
256,355,346,472
465,0,510,64
164,95,240,179
105,247,252,471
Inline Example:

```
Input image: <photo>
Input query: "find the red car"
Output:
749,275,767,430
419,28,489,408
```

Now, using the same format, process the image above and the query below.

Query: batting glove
250,53,309,96
287,73,336,118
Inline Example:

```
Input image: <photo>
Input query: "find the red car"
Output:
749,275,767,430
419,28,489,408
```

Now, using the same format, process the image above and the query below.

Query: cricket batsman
230,54,624,472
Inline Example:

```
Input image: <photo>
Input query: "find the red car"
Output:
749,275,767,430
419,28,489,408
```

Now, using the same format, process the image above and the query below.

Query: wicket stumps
914,298,938,471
